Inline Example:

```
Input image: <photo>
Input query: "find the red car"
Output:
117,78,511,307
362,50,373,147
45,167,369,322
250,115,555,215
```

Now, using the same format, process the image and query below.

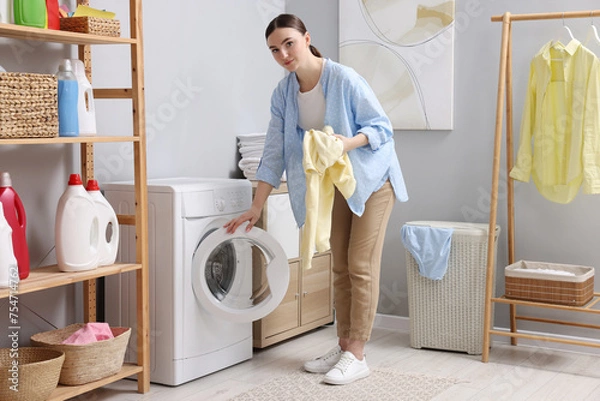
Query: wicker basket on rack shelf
30,323,131,386
0,72,58,139
0,347,65,401
505,260,595,306
60,16,121,37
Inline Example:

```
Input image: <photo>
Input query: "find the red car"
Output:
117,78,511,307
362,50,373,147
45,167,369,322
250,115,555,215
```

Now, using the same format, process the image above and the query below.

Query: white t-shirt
298,59,326,131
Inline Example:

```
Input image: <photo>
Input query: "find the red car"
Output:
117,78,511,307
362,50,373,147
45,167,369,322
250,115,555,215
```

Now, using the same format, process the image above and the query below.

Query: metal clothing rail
482,10,600,363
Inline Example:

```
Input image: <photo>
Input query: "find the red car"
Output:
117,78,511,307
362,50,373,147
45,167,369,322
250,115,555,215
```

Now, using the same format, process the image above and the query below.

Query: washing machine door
191,222,290,323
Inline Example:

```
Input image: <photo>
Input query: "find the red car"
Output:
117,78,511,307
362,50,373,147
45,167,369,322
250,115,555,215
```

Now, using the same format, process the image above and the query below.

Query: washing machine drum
191,222,290,323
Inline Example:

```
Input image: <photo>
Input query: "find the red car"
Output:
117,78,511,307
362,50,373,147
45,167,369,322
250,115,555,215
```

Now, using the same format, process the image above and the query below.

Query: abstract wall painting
339,0,455,130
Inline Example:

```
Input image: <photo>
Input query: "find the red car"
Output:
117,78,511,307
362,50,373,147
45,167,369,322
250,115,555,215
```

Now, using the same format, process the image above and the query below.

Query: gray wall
2,0,600,344
92,0,285,182
0,0,285,345
290,0,600,339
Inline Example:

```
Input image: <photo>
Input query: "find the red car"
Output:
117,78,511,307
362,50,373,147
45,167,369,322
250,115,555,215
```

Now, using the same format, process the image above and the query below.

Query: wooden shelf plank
0,136,140,145
492,295,600,314
0,22,135,45
94,88,133,99
0,264,141,299
489,329,600,349
47,364,143,401
515,315,600,330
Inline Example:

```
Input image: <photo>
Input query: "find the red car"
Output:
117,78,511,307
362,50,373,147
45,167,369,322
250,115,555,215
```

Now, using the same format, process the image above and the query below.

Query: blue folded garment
401,225,454,280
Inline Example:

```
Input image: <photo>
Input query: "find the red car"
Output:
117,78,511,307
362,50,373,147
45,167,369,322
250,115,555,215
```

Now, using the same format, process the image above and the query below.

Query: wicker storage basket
505,260,595,306
405,221,500,355
0,72,58,139
30,324,131,385
0,347,65,401
60,17,121,37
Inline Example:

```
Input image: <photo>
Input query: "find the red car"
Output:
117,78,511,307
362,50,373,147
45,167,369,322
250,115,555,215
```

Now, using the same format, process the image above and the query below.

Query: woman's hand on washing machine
224,207,261,234
224,180,272,234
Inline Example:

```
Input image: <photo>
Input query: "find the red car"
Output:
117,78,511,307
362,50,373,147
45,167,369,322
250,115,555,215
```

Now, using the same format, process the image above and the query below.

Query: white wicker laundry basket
404,221,500,355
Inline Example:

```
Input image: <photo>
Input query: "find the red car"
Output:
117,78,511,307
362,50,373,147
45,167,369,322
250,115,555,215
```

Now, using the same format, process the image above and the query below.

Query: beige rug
229,369,458,401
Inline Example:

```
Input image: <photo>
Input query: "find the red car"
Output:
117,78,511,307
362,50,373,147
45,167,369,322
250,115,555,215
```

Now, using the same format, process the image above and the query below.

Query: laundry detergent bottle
0,203,19,289
55,174,100,272
13,0,46,28
45,0,58,29
71,59,97,136
0,172,30,279
57,59,79,137
86,180,119,266
0,0,12,24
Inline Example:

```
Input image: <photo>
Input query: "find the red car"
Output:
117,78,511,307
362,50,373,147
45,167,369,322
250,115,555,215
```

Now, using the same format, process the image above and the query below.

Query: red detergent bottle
0,172,30,279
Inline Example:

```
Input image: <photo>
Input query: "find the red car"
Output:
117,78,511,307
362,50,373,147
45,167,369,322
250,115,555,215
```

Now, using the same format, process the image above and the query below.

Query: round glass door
191,222,289,323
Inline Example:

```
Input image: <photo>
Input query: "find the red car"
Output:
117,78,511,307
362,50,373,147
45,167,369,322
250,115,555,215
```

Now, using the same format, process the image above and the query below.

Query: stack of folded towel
237,133,287,181
237,133,266,180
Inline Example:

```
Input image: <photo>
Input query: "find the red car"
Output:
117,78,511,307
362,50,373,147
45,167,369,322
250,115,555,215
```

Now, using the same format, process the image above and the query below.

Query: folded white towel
238,143,265,150
240,164,259,174
238,157,261,169
237,133,267,145
237,133,266,139
239,149,264,159
239,141,265,146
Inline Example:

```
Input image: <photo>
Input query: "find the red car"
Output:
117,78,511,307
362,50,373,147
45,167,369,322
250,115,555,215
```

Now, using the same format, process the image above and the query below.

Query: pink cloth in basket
61,322,115,345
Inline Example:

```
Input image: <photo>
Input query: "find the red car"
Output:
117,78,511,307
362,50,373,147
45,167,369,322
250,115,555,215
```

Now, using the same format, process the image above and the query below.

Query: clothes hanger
583,12,600,56
590,12,600,43
551,13,576,58
561,12,576,42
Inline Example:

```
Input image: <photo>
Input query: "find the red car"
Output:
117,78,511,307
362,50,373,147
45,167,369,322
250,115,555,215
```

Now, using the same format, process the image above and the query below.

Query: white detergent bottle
70,59,97,136
55,174,100,272
86,180,119,266
0,0,12,24
0,203,18,288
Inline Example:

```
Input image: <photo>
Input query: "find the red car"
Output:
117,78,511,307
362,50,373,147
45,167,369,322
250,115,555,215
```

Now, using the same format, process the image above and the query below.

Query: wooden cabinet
0,1,149,398
252,183,334,348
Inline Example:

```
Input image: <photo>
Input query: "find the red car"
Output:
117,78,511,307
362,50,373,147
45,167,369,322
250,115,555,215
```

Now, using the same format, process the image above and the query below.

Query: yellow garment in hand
302,126,356,269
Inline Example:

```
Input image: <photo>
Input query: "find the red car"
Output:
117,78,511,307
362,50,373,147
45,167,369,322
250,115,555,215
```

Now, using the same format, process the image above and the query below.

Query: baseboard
373,313,600,355
373,313,410,331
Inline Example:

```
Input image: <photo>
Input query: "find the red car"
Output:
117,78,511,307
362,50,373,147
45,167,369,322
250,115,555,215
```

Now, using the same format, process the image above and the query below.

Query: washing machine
103,177,289,386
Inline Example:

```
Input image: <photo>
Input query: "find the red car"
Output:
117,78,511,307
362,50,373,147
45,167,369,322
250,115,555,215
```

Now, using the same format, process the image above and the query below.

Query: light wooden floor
71,325,600,401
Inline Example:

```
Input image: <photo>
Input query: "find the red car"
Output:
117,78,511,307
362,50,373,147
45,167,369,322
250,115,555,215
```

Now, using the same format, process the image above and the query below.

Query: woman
225,13,408,385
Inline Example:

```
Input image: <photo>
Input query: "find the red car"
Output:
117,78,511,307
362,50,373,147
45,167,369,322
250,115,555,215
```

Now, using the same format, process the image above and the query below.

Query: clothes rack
483,10,600,363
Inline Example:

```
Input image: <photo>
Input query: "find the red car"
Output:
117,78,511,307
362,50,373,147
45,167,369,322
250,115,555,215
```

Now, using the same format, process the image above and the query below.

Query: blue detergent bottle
57,59,79,137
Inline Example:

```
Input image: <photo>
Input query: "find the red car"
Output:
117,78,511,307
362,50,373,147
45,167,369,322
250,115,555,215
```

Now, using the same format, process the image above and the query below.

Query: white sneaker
303,345,343,373
323,351,370,385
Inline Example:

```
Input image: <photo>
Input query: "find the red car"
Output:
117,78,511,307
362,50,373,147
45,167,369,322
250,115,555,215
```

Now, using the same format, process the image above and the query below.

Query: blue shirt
256,59,409,226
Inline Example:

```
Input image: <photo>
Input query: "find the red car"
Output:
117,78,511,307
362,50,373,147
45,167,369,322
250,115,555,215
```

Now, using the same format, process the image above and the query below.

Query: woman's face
267,27,310,72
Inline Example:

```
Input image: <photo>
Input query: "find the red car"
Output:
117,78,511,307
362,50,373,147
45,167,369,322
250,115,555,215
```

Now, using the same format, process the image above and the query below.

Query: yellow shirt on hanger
510,40,600,203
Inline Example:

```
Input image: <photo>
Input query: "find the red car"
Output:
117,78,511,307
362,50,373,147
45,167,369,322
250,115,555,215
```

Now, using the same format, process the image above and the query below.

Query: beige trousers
330,181,395,341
